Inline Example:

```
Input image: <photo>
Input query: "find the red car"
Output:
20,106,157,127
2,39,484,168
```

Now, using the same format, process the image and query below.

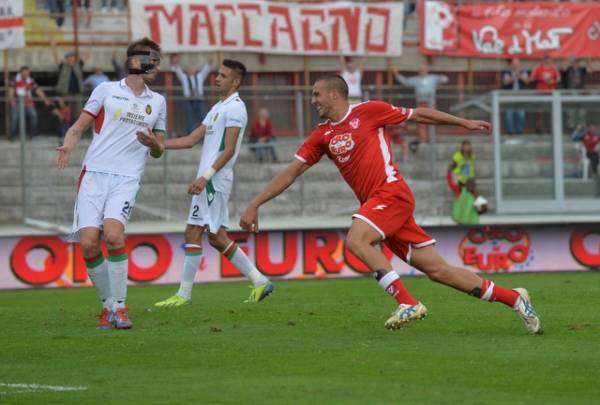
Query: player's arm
409,107,490,132
187,126,239,195
165,125,207,150
56,112,95,169
240,159,311,233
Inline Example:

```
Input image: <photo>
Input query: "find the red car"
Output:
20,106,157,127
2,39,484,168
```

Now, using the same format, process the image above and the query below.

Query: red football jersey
530,65,560,91
295,100,412,203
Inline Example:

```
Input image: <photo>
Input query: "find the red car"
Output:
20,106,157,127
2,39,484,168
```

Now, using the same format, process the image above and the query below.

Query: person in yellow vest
451,140,476,188
447,164,487,225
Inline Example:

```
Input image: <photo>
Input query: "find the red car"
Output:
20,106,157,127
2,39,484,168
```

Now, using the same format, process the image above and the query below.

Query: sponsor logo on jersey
112,95,129,101
113,108,123,121
373,204,387,211
213,113,219,122
350,118,360,129
145,104,152,115
329,133,355,156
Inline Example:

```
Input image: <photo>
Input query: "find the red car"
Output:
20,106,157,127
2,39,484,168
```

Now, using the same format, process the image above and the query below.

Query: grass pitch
1,272,599,404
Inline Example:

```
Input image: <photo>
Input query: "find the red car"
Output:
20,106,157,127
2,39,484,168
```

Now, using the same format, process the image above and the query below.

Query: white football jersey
81,79,167,179
198,91,247,194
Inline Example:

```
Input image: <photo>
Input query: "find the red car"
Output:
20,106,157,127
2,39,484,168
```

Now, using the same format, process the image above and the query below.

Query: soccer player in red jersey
240,75,541,334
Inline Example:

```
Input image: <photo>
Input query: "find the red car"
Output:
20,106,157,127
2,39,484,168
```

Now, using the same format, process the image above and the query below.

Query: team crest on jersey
329,133,355,156
145,104,152,115
349,118,360,129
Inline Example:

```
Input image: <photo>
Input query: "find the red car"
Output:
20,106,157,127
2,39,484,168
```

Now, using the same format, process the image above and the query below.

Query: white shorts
187,184,230,233
70,170,140,236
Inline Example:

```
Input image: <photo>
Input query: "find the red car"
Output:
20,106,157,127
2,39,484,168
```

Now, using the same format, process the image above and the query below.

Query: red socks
478,279,519,307
378,272,418,306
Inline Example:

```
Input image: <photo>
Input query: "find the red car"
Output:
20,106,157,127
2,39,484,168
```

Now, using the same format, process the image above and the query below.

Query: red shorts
352,180,435,263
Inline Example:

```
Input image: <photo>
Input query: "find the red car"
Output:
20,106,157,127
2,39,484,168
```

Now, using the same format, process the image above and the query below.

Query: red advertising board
1,225,598,290
420,1,600,58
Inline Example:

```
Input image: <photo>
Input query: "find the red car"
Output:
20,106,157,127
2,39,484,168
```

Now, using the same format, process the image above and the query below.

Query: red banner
420,1,600,59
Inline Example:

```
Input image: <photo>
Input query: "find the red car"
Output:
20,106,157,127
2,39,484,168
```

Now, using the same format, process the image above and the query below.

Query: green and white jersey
199,91,247,194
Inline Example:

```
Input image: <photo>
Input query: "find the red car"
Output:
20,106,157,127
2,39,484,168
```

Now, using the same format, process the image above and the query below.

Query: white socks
224,242,269,287
107,249,128,310
177,244,203,300
86,256,113,310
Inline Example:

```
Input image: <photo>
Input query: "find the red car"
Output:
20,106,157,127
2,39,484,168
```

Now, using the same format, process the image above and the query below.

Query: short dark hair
126,37,161,57
19,66,29,73
461,140,471,146
223,59,247,82
315,74,349,99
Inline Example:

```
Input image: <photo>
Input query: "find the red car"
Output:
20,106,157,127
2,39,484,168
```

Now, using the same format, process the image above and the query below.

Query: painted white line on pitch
0,383,88,392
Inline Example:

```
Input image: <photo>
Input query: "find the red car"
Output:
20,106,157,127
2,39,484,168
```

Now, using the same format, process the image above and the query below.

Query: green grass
1,273,599,404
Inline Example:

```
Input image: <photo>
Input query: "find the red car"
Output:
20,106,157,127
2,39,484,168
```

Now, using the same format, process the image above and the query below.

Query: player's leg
174,224,205,304
103,218,132,329
102,175,140,329
410,245,541,334
73,171,114,329
208,227,273,303
80,226,113,329
346,218,421,312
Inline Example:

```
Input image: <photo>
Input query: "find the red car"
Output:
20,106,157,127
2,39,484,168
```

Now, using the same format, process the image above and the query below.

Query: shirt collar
220,91,239,105
120,78,152,98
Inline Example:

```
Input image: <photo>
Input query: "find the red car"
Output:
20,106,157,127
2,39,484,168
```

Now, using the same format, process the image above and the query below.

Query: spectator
101,0,124,13
501,58,529,135
572,124,599,177
339,54,367,104
50,39,86,119
249,108,278,163
50,97,71,142
171,53,215,133
45,0,65,28
450,140,476,188
111,49,128,80
561,57,594,130
393,63,448,144
530,55,560,134
9,66,51,140
447,165,487,225
84,66,110,90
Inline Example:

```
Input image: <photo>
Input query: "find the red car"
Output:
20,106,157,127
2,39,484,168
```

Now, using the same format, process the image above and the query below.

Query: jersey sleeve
83,82,109,117
225,103,246,128
153,96,167,133
366,100,413,126
295,127,325,166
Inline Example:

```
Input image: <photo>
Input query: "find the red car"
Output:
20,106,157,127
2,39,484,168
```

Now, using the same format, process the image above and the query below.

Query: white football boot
384,302,428,330
513,288,542,335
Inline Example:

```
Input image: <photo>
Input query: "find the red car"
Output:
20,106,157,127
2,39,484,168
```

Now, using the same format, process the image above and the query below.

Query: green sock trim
86,256,105,269
185,251,203,256
226,246,238,261
107,253,128,262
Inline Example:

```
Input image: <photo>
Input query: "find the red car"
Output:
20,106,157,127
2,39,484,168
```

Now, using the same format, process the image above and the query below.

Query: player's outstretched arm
164,125,206,150
410,107,491,132
55,113,95,169
240,159,310,233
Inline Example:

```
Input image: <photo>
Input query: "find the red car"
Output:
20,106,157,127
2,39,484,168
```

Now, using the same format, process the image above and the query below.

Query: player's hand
136,129,159,148
240,205,259,233
55,145,71,169
188,177,208,195
464,120,491,132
